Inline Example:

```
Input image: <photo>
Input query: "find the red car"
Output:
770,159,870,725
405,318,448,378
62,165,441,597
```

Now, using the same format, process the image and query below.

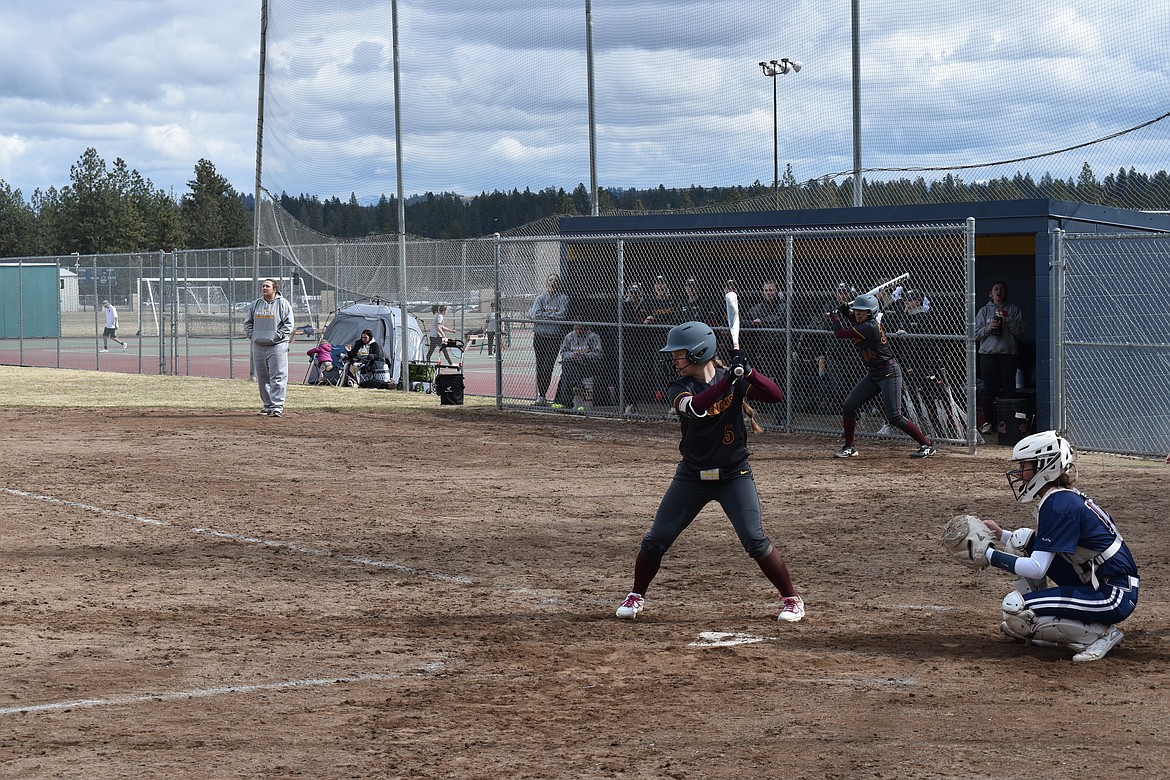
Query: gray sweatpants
253,341,290,412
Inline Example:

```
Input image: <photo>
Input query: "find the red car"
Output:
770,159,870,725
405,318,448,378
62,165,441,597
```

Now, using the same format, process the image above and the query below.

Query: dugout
558,198,1170,431
0,263,63,338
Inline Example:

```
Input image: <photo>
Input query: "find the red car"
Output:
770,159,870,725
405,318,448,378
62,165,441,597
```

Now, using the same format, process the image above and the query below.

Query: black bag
436,373,464,405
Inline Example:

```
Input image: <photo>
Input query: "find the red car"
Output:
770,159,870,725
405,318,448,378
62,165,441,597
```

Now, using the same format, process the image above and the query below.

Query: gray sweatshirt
529,291,568,337
974,299,1024,355
244,295,295,346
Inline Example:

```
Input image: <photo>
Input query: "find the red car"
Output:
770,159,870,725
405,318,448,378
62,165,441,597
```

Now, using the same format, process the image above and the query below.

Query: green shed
0,263,61,338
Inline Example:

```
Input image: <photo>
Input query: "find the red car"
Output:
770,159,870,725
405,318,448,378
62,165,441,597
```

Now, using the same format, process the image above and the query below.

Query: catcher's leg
1000,591,1120,659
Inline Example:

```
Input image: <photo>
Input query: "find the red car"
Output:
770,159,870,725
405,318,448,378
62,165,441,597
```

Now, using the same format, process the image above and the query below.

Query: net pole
251,0,268,381
393,0,410,390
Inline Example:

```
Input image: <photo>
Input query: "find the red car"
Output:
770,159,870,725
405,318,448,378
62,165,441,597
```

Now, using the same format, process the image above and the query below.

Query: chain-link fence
1055,231,1170,457
493,223,977,445
20,221,1170,459
0,245,497,381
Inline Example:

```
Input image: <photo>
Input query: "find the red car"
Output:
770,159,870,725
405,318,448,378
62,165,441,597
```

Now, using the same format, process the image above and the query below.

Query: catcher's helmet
660,321,717,364
850,293,880,314
1007,430,1077,503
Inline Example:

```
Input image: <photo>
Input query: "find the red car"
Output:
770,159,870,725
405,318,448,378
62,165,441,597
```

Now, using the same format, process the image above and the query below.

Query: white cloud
0,0,1167,202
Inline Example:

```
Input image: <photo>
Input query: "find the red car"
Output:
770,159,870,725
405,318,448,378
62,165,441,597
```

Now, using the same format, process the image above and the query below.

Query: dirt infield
2,406,1168,778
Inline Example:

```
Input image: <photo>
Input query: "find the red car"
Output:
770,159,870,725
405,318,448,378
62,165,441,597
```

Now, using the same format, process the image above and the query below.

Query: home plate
689,631,770,648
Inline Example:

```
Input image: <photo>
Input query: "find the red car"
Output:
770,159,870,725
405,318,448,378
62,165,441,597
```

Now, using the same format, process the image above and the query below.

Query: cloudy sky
2,1,1168,202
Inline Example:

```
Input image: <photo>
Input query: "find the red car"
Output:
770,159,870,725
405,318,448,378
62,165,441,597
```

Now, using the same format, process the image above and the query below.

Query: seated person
306,339,335,378
554,323,603,407
343,329,387,387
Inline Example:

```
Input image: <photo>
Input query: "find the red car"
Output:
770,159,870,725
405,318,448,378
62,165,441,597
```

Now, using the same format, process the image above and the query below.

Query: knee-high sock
631,551,661,596
756,548,797,597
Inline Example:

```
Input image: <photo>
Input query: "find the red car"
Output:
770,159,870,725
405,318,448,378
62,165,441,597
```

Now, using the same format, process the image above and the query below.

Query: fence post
1050,227,1066,435
783,233,794,432
493,233,502,408
965,217,977,452
616,238,626,412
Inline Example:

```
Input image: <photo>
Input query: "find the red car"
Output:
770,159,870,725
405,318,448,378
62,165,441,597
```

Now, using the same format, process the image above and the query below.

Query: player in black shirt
829,293,935,459
614,321,805,623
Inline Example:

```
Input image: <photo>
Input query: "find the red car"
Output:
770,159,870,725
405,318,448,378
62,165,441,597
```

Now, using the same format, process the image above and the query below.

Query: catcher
941,430,1139,662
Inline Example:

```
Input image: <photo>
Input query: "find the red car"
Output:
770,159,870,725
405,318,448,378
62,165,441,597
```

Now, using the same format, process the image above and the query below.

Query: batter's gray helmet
660,321,717,364
850,293,880,314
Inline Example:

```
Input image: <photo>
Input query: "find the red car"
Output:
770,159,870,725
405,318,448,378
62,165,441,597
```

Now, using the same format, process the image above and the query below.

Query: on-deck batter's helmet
660,321,717,364
1007,430,1077,503
850,293,880,314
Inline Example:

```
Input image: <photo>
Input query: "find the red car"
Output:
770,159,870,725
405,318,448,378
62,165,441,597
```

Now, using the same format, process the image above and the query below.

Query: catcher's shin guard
1000,592,1112,652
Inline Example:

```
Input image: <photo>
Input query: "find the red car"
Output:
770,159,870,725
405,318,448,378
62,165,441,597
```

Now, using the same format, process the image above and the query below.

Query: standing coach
244,278,295,417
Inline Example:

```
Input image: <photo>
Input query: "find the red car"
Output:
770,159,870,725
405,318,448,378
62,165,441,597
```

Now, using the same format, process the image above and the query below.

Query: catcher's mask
660,321,717,366
1007,430,1076,503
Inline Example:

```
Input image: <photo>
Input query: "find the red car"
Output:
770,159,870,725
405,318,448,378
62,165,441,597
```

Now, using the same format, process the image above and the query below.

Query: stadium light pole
758,58,801,203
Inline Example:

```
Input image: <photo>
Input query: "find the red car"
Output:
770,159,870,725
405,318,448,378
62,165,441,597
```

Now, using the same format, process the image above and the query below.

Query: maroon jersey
832,316,896,375
665,368,750,472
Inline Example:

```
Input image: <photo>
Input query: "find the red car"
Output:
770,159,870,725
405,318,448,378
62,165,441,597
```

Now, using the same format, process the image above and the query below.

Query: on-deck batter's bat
725,283,740,352
939,367,967,440
864,272,911,298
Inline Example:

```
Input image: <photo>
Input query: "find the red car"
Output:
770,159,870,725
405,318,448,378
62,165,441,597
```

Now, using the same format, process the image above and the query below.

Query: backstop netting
258,0,1170,227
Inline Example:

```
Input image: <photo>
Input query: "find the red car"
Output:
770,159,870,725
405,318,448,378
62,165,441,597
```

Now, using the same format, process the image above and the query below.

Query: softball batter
828,293,935,459
614,321,804,622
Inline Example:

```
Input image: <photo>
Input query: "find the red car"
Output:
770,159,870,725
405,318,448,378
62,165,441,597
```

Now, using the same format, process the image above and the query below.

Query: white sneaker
99,349,108,353
833,445,858,458
122,342,128,351
615,592,644,619
1073,626,1124,663
778,595,805,623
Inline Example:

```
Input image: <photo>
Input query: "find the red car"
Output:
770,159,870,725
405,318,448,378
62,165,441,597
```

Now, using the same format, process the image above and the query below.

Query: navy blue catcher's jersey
666,368,750,472
1036,489,1138,586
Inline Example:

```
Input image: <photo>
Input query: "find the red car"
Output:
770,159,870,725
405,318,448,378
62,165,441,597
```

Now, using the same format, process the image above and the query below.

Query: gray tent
308,302,425,384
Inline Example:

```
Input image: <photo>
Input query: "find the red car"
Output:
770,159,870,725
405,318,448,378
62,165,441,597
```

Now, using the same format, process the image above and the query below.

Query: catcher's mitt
941,514,995,569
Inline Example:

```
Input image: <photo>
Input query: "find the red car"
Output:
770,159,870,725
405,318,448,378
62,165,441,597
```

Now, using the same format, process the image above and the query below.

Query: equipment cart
434,338,465,405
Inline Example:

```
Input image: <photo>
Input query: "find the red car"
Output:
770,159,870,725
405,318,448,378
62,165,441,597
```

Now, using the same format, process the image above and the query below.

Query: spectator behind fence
817,282,858,411
484,303,499,355
621,282,651,414
554,323,603,409
100,300,128,352
426,304,454,364
529,273,568,406
974,281,1025,434
678,276,716,325
747,279,786,389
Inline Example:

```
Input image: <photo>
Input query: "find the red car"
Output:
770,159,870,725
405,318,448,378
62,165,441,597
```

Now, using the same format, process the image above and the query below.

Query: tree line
266,162,1170,240
4,148,1170,258
0,148,252,258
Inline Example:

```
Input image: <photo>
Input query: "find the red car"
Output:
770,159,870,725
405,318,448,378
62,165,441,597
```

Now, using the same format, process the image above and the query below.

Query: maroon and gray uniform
830,312,930,448
638,368,783,561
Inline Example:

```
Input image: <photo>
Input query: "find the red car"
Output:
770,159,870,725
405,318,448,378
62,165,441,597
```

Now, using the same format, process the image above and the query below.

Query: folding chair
304,354,342,386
